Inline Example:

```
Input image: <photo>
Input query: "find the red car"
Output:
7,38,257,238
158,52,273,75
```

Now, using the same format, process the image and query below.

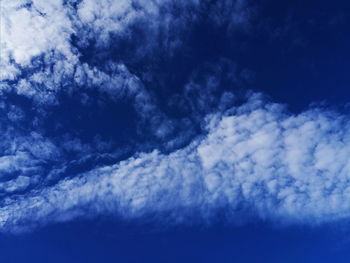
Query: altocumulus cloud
0,0,350,233
1,94,350,232
1,0,248,102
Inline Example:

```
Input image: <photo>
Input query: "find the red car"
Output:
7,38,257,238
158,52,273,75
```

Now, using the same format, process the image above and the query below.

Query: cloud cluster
0,128,60,194
1,94,350,232
0,0,198,100
1,0,251,100
1,0,349,234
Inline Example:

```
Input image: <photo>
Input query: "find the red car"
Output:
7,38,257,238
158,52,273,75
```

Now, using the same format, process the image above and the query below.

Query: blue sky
0,0,350,262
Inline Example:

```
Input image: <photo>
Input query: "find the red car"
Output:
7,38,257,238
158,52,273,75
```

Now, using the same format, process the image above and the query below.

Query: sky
0,0,350,262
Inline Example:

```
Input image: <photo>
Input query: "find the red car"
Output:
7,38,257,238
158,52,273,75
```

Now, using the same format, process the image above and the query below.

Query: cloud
1,94,350,232
0,0,195,97
0,0,253,148
0,104,124,198
1,0,252,102
0,0,76,79
0,129,60,195
1,0,348,235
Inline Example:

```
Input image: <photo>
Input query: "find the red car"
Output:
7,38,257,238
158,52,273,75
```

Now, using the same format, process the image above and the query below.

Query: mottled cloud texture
1,0,349,233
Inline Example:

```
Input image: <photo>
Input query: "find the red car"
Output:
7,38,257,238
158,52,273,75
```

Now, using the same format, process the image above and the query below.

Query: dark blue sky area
1,220,350,263
171,0,350,112
246,0,350,110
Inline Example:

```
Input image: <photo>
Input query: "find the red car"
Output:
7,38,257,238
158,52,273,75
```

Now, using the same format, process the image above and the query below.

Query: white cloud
0,0,76,79
1,0,251,102
2,0,346,234
76,0,159,45
0,0,193,86
1,96,350,232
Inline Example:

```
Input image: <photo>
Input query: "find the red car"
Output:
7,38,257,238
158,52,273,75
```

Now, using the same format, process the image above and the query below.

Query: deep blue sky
1,0,350,262
2,220,350,263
